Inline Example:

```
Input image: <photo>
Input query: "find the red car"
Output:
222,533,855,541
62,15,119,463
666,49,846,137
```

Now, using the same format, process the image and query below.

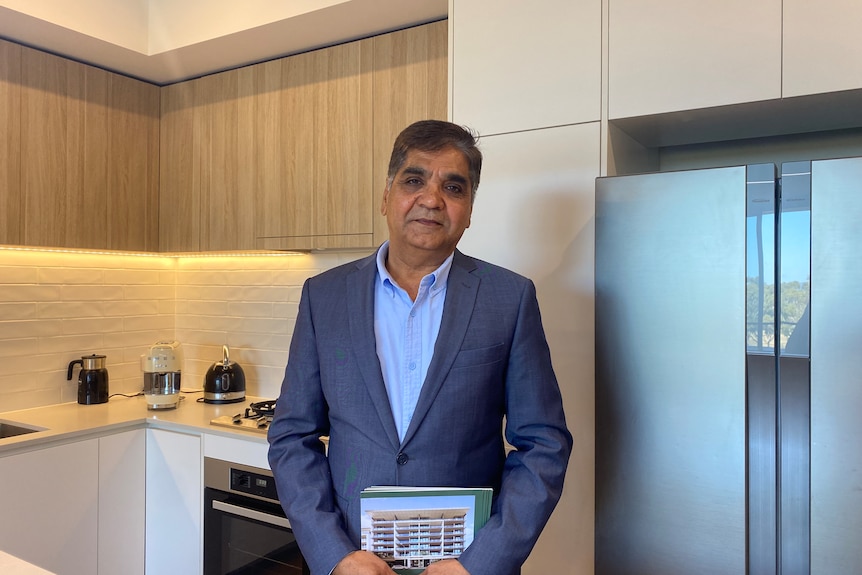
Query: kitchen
2,1,862,574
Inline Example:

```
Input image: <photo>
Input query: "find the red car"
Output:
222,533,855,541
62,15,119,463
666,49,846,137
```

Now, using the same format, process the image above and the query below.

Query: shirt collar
376,241,455,294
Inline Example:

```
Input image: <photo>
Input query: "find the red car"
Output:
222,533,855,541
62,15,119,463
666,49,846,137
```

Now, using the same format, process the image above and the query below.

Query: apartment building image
362,507,470,569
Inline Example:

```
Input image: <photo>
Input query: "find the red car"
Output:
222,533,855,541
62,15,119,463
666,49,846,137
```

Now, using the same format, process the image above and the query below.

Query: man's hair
386,120,482,201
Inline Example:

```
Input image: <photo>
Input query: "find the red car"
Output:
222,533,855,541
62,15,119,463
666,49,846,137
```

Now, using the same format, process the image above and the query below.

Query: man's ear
381,186,389,216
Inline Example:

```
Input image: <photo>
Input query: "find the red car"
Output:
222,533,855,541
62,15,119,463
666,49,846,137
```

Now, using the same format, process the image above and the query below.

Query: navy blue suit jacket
268,249,572,575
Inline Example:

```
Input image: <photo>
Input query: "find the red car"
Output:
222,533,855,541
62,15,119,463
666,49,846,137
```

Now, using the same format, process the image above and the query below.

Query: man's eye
405,178,423,186
446,185,465,195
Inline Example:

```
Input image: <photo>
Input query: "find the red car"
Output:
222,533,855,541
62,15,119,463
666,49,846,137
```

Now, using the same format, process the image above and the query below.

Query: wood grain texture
311,38,374,248
159,81,200,251
17,44,158,250
371,21,449,246
0,40,22,245
107,74,160,251
198,68,259,251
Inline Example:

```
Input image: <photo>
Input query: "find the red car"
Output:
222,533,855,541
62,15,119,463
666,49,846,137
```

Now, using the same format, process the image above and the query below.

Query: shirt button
396,452,409,465
408,362,416,370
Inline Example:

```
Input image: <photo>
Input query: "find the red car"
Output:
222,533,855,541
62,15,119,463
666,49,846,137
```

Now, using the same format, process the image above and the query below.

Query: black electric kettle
67,354,110,405
203,345,246,404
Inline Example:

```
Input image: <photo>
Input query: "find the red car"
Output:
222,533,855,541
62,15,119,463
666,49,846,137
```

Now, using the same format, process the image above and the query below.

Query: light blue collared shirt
374,242,453,442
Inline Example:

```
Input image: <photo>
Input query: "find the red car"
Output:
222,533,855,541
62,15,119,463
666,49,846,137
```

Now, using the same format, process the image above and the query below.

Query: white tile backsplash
0,247,370,411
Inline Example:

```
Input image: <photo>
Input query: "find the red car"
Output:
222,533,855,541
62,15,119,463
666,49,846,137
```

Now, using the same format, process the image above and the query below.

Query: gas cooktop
209,399,276,434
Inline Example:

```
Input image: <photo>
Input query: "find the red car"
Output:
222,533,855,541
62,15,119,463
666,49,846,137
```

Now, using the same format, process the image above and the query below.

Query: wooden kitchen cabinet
0,40,21,245
17,44,159,251
159,69,258,252
0,439,100,575
256,38,374,250
607,0,782,119
161,22,446,252
371,20,448,246
783,0,862,97
161,38,375,252
451,0,600,135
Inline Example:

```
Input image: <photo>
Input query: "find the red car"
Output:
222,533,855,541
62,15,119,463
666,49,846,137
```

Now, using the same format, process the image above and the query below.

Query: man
268,120,572,575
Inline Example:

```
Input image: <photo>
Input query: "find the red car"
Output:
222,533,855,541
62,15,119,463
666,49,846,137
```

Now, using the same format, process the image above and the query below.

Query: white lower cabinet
145,428,202,575
99,429,146,575
0,427,254,575
0,439,100,575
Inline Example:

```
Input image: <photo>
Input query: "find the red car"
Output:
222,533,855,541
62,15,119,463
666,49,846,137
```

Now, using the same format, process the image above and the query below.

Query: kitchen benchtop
0,392,272,456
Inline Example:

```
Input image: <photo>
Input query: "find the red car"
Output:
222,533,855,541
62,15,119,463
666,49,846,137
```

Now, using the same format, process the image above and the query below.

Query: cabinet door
198,68,257,251
455,123,600,574
100,430,146,575
106,75,160,251
256,40,374,250
21,48,108,248
159,81,202,251
452,0,601,135
0,40,21,245
253,56,316,249
146,428,202,575
372,20,448,246
783,0,862,97
608,0,781,119
18,45,159,251
0,440,99,575
310,39,374,249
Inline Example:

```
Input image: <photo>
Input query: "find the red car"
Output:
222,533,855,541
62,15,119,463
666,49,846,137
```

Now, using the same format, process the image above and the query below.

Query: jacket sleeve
267,279,356,575
457,279,574,575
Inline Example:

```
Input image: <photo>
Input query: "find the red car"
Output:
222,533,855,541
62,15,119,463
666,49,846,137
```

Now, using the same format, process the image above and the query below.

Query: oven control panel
230,467,279,502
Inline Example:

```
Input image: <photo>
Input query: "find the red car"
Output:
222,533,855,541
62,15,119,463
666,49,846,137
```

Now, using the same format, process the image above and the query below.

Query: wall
174,251,368,398
0,247,363,412
0,0,149,53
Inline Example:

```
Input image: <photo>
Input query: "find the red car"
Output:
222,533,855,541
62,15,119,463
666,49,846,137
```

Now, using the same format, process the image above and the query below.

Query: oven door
204,486,308,575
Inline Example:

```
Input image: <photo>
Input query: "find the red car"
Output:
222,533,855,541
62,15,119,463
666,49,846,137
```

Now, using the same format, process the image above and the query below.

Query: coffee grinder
142,341,183,410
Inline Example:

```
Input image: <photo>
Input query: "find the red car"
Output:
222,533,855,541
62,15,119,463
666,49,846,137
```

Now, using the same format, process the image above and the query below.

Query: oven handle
212,500,292,530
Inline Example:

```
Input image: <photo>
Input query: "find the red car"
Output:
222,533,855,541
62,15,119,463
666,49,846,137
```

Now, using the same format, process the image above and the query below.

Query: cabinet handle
212,500,292,529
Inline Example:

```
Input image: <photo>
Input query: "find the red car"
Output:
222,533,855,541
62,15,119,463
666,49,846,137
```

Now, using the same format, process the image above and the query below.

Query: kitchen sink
0,420,45,439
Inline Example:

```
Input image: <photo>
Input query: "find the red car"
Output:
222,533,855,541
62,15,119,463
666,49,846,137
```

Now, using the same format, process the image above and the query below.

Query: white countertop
0,392,272,456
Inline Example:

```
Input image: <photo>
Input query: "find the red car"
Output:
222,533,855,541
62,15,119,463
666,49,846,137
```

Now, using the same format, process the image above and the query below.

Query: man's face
382,146,474,262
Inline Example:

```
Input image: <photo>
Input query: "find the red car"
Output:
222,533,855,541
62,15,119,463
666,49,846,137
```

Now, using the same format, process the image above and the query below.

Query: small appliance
67,354,109,405
203,345,246,404
141,340,184,410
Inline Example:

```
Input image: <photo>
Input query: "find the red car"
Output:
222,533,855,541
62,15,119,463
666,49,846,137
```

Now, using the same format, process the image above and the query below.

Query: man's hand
332,550,395,575
421,559,470,575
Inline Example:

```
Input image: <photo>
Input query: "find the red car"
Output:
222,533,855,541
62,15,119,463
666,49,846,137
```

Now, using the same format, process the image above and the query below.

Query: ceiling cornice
0,0,447,85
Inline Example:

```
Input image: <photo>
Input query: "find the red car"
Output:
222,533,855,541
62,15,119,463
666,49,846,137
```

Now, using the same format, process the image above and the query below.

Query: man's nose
419,182,444,207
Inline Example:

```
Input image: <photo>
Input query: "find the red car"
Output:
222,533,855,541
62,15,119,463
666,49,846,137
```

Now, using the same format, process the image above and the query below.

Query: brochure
359,486,493,575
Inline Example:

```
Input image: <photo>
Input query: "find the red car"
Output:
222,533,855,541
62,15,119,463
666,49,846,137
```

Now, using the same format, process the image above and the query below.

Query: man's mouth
412,218,442,226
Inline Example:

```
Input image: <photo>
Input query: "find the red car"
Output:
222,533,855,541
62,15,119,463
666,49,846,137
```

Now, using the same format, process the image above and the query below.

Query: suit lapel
401,251,479,446
347,252,401,451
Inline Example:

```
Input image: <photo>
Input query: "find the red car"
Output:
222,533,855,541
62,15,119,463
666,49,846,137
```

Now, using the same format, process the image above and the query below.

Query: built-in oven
204,457,308,575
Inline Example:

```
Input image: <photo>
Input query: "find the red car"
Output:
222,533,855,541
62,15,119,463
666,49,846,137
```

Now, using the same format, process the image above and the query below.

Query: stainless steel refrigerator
595,156,862,575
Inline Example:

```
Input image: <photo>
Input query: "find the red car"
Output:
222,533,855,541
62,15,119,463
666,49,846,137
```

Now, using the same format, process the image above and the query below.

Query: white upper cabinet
608,0,782,119
451,0,601,135
783,0,862,97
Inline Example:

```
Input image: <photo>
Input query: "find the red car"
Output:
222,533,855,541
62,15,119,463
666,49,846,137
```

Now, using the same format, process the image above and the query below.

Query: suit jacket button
396,452,409,465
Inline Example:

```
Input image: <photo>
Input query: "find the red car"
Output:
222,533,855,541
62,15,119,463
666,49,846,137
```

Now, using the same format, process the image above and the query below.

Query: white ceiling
0,0,448,85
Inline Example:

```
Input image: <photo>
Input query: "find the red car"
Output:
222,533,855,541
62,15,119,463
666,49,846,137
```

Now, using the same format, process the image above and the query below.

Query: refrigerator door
810,156,862,574
596,167,747,575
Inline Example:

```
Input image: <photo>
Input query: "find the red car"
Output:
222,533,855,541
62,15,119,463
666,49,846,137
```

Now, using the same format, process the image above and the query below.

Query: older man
268,120,572,575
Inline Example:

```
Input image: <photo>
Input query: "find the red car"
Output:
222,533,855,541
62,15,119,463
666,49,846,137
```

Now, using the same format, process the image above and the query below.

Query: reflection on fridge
596,157,862,575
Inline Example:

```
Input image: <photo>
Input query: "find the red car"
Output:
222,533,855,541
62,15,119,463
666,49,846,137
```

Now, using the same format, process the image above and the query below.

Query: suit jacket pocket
451,342,506,369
